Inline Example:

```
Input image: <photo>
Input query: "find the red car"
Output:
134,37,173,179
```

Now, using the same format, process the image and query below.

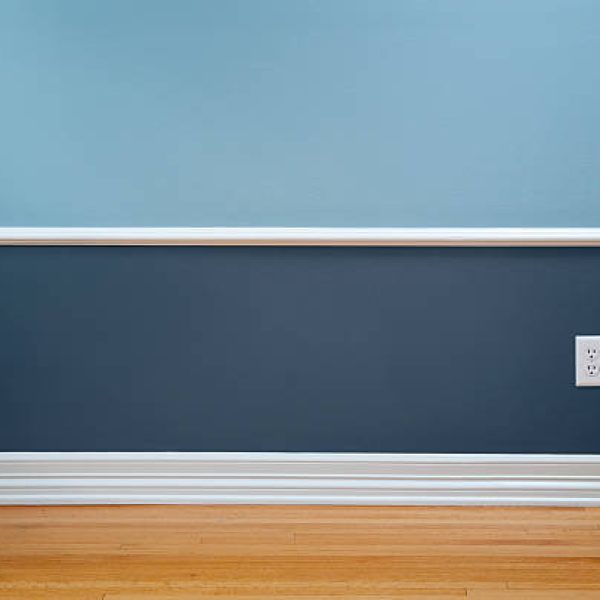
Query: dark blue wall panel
1,246,600,453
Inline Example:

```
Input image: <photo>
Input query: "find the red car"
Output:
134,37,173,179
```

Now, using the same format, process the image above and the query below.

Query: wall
2,246,600,453
2,0,600,227
3,2,600,456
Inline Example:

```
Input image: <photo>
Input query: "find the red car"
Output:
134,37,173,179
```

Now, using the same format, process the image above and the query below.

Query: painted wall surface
2,246,600,453
1,0,600,227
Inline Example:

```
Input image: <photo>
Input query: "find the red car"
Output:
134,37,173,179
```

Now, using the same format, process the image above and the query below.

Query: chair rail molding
2,452,600,506
2,227,600,246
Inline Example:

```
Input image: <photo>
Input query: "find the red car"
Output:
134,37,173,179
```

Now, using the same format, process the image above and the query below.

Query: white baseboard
1,452,600,506
2,227,600,246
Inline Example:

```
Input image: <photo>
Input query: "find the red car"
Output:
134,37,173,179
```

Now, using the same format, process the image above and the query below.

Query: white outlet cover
575,336,600,387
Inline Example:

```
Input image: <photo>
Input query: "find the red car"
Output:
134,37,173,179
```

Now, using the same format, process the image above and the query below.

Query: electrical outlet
576,336,600,386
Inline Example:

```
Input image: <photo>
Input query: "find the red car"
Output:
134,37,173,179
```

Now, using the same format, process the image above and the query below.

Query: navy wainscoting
1,246,599,453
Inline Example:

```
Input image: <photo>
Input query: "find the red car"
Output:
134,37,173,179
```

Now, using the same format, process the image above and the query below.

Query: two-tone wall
2,1,600,458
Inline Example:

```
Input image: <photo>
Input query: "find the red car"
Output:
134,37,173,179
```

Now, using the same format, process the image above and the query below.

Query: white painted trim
2,452,600,506
2,227,600,246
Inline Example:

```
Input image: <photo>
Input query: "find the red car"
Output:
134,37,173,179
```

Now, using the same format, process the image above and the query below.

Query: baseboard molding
1,452,600,506
2,227,600,246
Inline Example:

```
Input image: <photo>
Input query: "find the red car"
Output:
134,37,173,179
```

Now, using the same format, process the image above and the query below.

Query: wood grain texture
1,506,599,599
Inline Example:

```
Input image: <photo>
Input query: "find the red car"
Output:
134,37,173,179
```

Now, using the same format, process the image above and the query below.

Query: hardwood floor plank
468,590,600,599
104,592,468,600
0,591,103,600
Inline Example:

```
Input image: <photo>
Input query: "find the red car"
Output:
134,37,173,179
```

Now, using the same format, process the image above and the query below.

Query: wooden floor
1,506,600,599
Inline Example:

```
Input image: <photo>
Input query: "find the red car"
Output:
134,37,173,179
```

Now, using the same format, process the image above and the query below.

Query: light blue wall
1,0,599,227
